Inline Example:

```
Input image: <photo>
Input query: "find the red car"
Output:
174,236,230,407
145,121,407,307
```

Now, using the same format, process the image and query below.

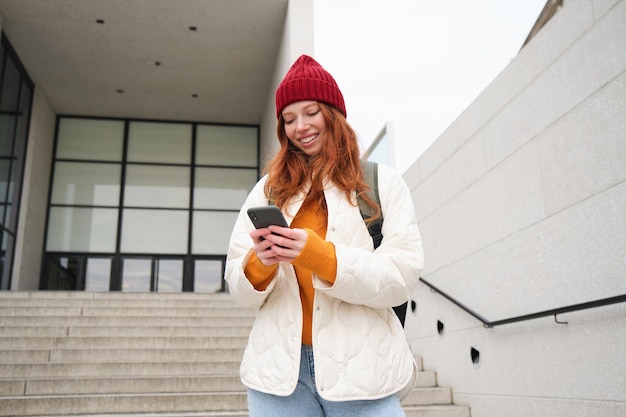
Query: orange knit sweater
243,203,337,345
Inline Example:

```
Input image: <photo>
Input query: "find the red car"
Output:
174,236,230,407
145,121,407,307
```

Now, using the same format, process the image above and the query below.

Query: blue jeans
247,345,406,417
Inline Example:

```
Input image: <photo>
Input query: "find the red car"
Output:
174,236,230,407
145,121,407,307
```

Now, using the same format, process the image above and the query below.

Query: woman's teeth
300,134,316,144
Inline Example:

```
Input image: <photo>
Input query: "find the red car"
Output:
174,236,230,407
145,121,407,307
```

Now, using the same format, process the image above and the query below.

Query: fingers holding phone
247,206,289,265
250,227,280,265
247,206,306,264
263,226,307,263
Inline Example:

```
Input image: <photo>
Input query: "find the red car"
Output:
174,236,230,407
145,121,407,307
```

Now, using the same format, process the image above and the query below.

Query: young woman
226,54,424,417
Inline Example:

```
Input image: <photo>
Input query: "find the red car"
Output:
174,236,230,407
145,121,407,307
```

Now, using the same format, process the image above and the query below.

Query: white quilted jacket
225,163,424,401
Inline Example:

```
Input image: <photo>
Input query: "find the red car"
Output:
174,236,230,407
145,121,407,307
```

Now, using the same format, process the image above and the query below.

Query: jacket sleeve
314,164,424,309
225,176,280,308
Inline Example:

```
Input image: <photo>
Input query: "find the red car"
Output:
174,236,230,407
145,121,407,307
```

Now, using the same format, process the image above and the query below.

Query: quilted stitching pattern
225,164,423,400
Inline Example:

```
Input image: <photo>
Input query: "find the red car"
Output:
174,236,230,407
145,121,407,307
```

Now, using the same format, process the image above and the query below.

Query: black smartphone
247,206,288,229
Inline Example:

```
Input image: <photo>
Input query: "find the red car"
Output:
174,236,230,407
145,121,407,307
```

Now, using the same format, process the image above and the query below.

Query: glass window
122,258,151,292
127,122,192,164
0,55,20,111
46,207,118,252
85,258,112,291
0,114,16,157
14,79,32,157
124,165,190,208
56,118,125,161
121,209,188,254
156,259,183,292
0,159,10,204
7,155,18,206
3,205,12,228
194,167,256,210
0,231,13,290
192,211,238,255
51,162,121,206
44,114,260,292
44,255,80,291
196,125,257,167
194,259,224,292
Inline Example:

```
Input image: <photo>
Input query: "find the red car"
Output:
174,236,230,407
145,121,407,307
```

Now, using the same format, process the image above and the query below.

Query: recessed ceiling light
96,19,105,24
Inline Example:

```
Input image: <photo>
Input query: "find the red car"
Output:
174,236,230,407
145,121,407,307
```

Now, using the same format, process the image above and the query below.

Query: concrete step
22,413,249,417
0,392,249,416
0,315,254,327
0,294,242,308
18,408,469,417
0,360,240,378
0,373,440,397
401,386,452,406
1,348,245,364
25,413,249,417
415,370,437,387
0,291,234,301
0,336,249,350
0,389,466,417
404,405,471,417
0,306,256,318
0,325,252,338
1,375,245,396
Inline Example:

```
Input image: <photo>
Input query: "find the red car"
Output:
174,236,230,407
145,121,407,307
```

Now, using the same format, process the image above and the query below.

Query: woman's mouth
300,133,318,144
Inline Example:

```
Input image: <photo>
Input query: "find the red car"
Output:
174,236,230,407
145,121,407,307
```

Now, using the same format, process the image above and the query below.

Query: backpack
358,160,407,327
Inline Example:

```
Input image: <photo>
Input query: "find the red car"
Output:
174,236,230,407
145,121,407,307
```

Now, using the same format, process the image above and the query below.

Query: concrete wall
259,0,314,172
11,87,57,290
403,0,626,415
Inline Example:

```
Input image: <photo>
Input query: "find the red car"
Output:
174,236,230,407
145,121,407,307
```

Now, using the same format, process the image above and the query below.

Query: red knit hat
275,55,346,119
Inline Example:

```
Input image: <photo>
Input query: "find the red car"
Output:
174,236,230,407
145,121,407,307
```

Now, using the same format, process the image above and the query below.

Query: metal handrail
419,277,626,328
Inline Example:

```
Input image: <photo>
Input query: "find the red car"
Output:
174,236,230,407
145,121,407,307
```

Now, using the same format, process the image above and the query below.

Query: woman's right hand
250,226,308,266
250,228,282,266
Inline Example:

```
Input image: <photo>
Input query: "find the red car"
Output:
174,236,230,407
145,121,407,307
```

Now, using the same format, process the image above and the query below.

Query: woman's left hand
263,225,308,263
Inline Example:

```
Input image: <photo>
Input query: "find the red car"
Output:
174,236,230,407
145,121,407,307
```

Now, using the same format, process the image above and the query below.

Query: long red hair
264,103,380,221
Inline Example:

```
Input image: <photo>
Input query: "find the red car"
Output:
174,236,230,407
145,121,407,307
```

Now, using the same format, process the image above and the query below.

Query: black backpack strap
358,160,383,249
359,160,407,327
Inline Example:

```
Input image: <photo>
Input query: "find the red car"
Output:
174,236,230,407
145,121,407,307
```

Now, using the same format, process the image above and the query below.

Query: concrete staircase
0,291,469,417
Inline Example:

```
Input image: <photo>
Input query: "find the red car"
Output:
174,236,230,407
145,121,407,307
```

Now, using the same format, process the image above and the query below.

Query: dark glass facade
0,35,33,290
42,117,259,292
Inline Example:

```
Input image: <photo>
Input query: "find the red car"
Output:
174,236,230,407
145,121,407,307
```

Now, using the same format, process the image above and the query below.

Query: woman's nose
295,117,308,132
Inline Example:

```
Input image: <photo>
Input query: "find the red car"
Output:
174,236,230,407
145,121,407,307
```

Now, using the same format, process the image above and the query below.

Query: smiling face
281,101,327,157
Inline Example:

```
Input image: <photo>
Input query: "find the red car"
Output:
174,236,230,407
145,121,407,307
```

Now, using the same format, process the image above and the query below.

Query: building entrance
40,116,259,292
43,253,226,293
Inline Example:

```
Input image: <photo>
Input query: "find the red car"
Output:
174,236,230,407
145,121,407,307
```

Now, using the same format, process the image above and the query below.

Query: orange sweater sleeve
291,228,337,284
243,250,278,291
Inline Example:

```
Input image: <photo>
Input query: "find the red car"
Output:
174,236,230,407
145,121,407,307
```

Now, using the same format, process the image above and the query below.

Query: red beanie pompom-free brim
275,55,346,119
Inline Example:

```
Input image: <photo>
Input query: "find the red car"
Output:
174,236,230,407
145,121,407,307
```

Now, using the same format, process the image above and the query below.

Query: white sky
313,0,547,173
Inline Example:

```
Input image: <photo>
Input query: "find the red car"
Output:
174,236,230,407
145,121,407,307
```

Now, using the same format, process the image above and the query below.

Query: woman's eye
284,119,295,125
307,110,319,117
